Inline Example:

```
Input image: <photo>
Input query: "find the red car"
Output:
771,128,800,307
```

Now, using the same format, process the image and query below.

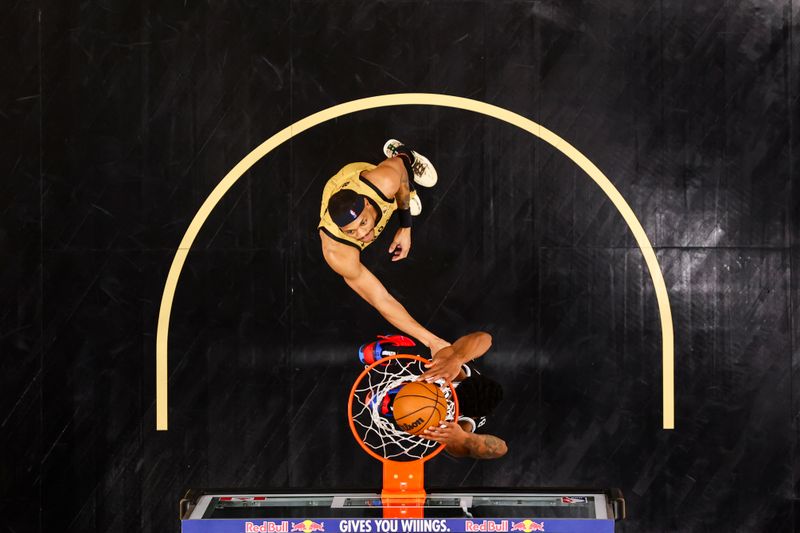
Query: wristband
398,208,412,228
457,416,477,433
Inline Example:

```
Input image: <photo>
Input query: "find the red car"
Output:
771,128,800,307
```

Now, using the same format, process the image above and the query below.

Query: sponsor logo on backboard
510,520,545,532
245,521,289,533
290,520,325,532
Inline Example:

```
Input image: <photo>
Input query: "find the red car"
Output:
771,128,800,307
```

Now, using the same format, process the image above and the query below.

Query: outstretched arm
423,421,507,459
451,332,492,361
321,231,449,352
419,331,492,383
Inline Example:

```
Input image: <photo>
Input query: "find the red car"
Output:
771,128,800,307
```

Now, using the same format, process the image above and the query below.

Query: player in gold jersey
319,140,451,359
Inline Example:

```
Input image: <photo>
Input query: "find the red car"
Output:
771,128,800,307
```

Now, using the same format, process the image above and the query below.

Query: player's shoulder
360,162,401,200
320,230,359,257
320,230,362,275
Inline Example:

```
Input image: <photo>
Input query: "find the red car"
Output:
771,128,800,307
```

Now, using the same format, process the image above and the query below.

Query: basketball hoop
348,354,459,517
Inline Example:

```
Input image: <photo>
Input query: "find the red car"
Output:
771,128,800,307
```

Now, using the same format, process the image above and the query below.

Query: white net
350,356,457,461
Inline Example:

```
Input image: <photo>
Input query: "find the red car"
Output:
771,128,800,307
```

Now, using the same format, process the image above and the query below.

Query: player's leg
366,157,423,216
382,139,438,188
358,334,422,366
358,334,421,420
371,156,411,186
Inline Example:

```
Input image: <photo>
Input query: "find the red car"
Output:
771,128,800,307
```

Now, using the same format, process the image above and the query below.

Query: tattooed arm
423,421,508,459
387,158,412,262
394,159,412,211
453,433,508,459
360,156,414,262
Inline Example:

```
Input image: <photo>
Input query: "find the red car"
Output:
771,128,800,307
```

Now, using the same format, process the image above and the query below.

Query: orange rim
348,353,460,464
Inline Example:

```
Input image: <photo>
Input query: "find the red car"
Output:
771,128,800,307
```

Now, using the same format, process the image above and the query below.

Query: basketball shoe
382,139,438,187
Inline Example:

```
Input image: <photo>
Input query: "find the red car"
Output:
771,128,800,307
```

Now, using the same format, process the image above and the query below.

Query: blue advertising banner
182,518,615,533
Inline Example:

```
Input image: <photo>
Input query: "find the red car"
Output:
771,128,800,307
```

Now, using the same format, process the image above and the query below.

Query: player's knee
380,156,405,175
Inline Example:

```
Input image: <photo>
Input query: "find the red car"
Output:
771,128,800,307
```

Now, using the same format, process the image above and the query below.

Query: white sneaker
382,139,438,187
410,190,422,216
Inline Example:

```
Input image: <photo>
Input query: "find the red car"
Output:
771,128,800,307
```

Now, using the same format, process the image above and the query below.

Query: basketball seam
395,405,437,436
419,403,437,436
397,383,441,394
394,393,443,401
394,402,448,421
394,383,448,435
395,390,448,411
394,405,435,421
394,401,447,435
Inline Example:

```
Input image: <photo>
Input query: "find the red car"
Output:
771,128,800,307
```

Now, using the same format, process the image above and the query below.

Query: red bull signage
182,518,614,533
464,521,509,531
290,520,325,532
244,522,290,533
509,520,545,532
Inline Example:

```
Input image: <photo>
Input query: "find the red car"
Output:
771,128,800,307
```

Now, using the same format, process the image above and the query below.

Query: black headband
329,189,366,227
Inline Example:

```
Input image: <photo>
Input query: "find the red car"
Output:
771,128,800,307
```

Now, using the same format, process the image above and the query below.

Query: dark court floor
1,1,797,532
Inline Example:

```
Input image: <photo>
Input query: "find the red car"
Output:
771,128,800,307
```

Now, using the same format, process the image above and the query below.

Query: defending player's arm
321,232,449,352
420,331,492,383
423,421,507,459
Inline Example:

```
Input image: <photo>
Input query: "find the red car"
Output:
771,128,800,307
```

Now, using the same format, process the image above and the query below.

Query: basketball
392,382,447,436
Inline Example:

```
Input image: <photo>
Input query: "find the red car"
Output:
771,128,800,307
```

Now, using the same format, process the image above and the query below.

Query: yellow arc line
156,93,675,430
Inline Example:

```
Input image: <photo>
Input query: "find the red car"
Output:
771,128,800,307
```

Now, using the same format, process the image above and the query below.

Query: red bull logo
245,522,288,533
290,520,325,533
464,520,509,531
510,520,545,532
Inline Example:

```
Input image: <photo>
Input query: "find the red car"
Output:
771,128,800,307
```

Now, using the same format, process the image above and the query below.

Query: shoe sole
382,139,438,187
410,191,422,216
